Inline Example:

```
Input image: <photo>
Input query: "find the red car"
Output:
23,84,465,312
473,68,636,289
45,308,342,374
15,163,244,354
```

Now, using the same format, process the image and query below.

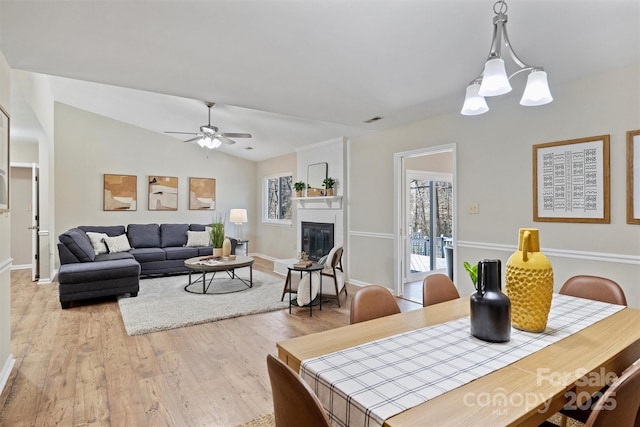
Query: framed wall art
103,174,137,211
189,177,216,210
0,105,9,212
149,176,178,210
533,135,610,223
627,130,640,224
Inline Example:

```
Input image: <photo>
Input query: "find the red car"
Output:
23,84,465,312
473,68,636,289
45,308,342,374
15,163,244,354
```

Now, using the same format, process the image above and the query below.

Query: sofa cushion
59,228,96,262
104,234,132,253
161,223,189,248
95,252,135,262
86,232,109,255
79,225,126,237
57,258,140,284
186,230,211,247
127,223,160,248
129,247,166,263
164,246,199,260
189,224,207,231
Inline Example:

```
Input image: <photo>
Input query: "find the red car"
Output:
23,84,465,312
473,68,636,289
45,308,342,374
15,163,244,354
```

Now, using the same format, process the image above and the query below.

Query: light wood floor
0,258,421,427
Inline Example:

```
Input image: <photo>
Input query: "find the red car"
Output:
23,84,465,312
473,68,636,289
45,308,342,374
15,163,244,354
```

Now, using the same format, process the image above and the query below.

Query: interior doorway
10,163,39,281
394,145,456,303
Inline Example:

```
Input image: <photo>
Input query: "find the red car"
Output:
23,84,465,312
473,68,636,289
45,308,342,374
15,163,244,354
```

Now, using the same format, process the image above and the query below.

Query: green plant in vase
209,214,225,257
322,177,336,196
464,261,478,290
294,181,306,197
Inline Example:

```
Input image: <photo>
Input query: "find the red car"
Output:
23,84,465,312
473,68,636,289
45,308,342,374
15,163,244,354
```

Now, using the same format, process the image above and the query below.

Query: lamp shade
478,58,512,96
229,208,248,224
461,82,489,116
520,70,553,106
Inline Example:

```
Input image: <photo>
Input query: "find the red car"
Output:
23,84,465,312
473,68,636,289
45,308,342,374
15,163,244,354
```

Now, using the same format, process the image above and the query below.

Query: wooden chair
350,285,400,324
559,275,627,306
422,273,460,307
266,354,331,427
320,246,347,307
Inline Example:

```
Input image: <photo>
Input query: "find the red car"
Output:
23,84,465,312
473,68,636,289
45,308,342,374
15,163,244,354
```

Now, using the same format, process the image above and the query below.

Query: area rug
118,270,288,335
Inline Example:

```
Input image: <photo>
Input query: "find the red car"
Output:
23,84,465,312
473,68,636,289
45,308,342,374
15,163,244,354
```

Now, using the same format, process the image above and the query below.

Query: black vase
470,259,511,343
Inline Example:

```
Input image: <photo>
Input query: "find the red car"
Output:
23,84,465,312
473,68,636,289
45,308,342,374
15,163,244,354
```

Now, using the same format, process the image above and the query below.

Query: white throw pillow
104,234,132,253
186,230,211,247
86,232,109,255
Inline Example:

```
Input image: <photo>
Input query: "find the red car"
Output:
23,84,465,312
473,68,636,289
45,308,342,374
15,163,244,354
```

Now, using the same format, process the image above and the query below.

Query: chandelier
461,0,553,116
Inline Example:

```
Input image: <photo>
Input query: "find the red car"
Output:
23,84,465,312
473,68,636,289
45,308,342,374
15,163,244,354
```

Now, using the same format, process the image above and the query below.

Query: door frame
393,144,457,296
10,162,40,280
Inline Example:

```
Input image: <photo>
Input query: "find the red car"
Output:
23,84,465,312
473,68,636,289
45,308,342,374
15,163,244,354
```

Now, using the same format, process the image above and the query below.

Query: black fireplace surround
301,222,334,261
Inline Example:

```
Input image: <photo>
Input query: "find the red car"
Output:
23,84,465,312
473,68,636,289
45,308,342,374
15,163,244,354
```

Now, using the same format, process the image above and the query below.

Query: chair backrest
266,354,331,427
329,246,343,271
586,358,640,427
350,285,401,324
422,274,460,307
559,275,627,306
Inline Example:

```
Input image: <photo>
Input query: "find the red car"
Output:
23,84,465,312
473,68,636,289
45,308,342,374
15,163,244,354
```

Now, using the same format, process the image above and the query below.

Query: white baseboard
10,264,31,271
0,354,16,396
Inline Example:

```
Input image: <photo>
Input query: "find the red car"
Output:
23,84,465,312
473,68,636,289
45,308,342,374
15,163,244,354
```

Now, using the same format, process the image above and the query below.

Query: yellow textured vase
505,228,554,333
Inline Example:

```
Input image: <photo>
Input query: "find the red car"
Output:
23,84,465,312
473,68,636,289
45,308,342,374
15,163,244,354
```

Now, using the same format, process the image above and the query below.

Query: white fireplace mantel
292,195,342,209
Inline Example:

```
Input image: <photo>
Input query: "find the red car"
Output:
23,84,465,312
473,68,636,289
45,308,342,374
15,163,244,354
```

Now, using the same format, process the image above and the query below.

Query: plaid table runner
300,294,625,427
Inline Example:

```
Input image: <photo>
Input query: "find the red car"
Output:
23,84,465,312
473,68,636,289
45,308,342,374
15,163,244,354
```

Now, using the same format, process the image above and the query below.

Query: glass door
405,171,453,283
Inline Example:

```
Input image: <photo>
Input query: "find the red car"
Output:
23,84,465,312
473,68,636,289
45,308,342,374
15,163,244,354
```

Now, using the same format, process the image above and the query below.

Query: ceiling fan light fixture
461,0,552,115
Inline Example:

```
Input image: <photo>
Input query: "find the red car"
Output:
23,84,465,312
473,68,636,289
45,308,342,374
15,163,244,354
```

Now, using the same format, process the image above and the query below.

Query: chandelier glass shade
461,0,553,116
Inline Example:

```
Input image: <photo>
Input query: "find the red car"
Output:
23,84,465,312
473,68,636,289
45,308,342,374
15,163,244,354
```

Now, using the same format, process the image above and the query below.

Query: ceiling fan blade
221,132,252,138
217,136,236,145
165,131,199,135
184,136,203,143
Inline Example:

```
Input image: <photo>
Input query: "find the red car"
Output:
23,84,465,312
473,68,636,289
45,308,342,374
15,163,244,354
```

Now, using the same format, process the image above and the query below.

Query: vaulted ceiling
2,0,639,161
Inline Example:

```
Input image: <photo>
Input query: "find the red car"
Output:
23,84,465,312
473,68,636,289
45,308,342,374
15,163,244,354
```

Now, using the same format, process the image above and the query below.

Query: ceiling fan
165,101,252,149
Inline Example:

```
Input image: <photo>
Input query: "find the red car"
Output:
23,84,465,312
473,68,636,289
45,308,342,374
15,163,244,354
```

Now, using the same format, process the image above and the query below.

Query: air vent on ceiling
244,147,254,150
363,116,383,123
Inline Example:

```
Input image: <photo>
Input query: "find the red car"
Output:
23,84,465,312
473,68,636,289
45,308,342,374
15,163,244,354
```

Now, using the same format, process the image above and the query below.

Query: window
263,173,293,224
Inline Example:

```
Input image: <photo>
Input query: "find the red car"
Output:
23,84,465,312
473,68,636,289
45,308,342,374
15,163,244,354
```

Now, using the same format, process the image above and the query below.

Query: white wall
53,103,256,265
349,66,640,307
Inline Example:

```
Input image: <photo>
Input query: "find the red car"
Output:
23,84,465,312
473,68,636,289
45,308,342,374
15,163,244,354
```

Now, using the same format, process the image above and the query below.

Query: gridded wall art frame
103,174,137,211
533,135,610,223
148,176,178,211
0,105,9,212
189,177,216,210
627,130,640,224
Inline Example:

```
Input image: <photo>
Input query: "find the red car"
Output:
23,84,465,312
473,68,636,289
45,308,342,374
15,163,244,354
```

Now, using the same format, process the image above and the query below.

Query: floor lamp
229,209,248,241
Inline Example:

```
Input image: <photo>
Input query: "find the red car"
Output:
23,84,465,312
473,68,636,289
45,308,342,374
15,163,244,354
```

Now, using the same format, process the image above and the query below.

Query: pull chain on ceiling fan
165,101,252,150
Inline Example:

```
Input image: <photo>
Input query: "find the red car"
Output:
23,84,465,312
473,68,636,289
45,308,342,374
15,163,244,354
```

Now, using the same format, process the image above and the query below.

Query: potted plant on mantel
209,214,225,257
322,177,336,196
294,181,306,197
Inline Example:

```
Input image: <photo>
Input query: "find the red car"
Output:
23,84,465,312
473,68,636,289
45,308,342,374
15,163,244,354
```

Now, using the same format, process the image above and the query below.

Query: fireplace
301,222,334,261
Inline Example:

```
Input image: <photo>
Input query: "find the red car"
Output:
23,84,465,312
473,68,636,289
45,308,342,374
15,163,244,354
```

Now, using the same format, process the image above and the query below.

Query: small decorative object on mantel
470,259,511,343
322,177,336,196
294,181,307,198
505,228,554,332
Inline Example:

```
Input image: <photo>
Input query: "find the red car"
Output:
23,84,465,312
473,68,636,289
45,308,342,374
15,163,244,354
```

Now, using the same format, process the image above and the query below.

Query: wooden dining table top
276,296,640,426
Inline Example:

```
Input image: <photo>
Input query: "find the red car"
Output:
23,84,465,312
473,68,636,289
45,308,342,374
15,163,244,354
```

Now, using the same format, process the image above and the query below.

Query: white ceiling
1,0,639,161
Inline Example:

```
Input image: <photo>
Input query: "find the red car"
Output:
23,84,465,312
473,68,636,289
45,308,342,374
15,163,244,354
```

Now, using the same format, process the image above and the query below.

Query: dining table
276,294,640,427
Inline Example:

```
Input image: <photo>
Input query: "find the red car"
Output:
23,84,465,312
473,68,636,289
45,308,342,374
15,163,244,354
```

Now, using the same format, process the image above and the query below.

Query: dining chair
350,285,400,324
266,354,331,427
320,246,347,307
559,275,627,306
422,273,460,307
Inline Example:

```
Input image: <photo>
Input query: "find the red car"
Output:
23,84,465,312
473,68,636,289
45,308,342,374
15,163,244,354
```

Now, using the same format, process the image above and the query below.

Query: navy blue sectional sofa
56,223,237,308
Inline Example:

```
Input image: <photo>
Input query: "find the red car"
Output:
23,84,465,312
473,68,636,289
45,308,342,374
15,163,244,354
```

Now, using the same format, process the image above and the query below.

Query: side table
235,239,249,256
284,263,323,316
